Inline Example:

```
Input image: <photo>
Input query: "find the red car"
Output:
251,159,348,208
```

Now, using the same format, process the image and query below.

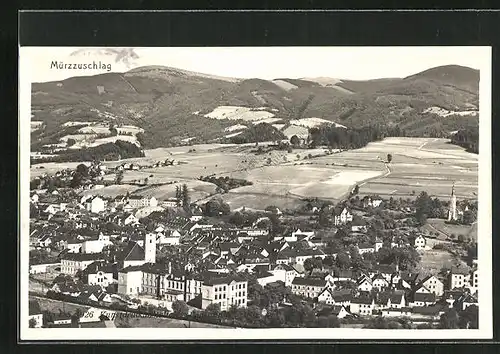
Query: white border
19,46,492,341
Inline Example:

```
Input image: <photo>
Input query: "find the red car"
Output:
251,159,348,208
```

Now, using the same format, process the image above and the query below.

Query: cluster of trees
308,125,403,149
200,176,253,193
171,281,341,328
450,128,479,154
175,184,191,211
31,124,87,152
229,123,286,144
29,249,59,265
439,306,478,329
203,197,231,217
33,140,144,163
363,316,413,329
415,191,447,225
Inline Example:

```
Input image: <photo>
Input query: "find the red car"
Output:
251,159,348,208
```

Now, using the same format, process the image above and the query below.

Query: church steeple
448,183,457,221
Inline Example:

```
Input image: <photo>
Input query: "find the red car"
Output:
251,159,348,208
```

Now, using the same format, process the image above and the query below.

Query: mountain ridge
31,64,480,150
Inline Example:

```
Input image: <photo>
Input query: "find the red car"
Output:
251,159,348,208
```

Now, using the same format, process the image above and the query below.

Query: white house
117,265,144,296
271,264,301,287
82,196,106,214
414,235,427,250
61,253,105,275
357,276,373,292
82,239,113,254
417,275,444,297
84,262,115,287
371,274,390,291
201,275,248,311
333,207,353,226
66,240,83,253
350,296,375,316
448,267,471,290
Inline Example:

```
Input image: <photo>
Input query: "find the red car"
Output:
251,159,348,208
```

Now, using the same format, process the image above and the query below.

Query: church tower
144,233,157,264
447,184,457,221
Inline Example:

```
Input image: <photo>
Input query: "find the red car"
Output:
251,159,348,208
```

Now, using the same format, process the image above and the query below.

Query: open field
210,192,307,211
424,218,478,242
31,161,92,179
132,180,217,201
80,184,142,198
418,249,458,275
31,137,478,211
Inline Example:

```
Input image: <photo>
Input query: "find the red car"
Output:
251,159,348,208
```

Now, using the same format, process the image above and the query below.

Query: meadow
31,137,478,212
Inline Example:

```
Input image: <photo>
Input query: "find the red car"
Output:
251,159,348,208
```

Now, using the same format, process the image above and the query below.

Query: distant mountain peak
405,64,479,92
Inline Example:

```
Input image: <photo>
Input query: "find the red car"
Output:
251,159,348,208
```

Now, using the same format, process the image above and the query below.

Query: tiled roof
203,274,246,286
62,253,105,262
120,242,145,262
352,295,373,305
83,261,115,275
413,292,437,303
412,305,446,315
292,277,326,287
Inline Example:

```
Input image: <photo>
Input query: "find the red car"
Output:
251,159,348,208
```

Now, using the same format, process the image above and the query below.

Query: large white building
61,253,105,275
118,265,143,296
126,196,158,209
201,275,248,311
82,239,113,254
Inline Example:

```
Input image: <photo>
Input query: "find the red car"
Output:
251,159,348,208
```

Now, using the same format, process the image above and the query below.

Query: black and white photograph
19,46,492,340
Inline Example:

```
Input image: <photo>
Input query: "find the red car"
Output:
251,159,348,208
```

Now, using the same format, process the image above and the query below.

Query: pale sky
21,46,489,83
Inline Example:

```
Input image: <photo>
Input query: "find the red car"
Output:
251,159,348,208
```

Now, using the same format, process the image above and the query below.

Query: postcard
19,46,492,340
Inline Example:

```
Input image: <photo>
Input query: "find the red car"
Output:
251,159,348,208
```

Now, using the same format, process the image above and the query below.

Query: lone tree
115,170,124,185
387,154,393,163
29,318,37,328
290,135,300,147
182,184,190,209
172,300,189,317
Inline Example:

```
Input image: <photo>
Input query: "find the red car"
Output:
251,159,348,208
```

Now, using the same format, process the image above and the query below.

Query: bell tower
447,183,457,221
144,233,157,264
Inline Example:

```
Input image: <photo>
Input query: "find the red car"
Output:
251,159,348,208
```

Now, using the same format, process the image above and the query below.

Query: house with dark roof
318,288,353,306
271,263,302,287
371,274,390,291
457,294,478,311
82,261,116,287
409,292,437,307
117,264,145,296
291,277,327,299
332,206,353,226
415,275,444,297
357,275,373,292
61,253,105,275
447,266,471,290
410,304,447,321
350,294,375,316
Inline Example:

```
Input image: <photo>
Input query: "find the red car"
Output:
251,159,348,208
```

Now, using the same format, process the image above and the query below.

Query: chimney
168,262,172,274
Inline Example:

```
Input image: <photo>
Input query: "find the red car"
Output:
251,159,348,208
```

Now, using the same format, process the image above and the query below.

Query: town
28,158,479,330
